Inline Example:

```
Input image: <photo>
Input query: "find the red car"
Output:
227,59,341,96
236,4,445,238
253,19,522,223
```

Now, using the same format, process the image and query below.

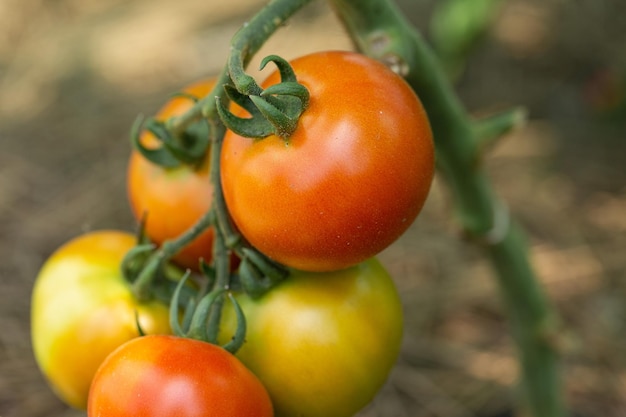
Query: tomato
87,335,273,417
127,79,215,271
220,257,403,417
221,51,434,272
31,230,171,409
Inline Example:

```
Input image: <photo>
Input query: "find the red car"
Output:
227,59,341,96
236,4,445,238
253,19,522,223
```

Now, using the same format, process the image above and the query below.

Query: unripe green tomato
31,230,171,409
221,257,403,417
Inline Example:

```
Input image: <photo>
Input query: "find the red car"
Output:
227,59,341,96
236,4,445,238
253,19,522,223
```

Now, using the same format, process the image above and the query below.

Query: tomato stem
205,213,230,343
207,120,290,301
130,210,216,302
207,115,242,251
330,1,564,417
227,0,312,93
131,0,317,270
217,2,311,139
130,0,304,306
164,0,313,143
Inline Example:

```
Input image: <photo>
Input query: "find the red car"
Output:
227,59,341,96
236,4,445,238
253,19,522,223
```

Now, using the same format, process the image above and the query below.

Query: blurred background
1,0,625,416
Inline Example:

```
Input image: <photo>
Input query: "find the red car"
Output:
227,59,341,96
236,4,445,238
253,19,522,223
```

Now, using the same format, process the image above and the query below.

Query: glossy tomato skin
221,258,403,417
31,231,171,409
221,51,435,272
127,79,214,271
88,335,274,417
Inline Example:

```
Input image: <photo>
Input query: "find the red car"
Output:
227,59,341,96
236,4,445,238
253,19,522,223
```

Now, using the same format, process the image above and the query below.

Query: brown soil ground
1,1,625,416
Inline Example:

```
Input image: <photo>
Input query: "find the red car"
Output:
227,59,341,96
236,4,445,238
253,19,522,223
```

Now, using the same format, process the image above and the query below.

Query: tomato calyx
170,272,247,354
121,237,196,306
237,247,289,299
131,92,211,169
217,54,309,139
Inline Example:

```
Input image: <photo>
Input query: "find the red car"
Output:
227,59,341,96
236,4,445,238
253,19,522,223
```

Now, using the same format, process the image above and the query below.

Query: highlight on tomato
220,50,435,272
220,257,404,417
87,335,274,417
30,230,171,409
127,79,215,271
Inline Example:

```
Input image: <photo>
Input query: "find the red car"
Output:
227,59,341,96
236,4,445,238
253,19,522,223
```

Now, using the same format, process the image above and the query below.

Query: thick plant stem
329,1,563,416
489,223,562,417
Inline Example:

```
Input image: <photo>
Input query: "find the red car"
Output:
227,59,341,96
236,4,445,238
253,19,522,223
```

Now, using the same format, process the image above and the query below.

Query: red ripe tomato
127,79,215,271
221,51,435,272
31,231,171,409
87,335,273,417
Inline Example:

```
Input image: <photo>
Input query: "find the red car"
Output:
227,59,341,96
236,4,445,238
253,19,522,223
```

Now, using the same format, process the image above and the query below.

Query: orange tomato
127,79,215,270
221,51,435,271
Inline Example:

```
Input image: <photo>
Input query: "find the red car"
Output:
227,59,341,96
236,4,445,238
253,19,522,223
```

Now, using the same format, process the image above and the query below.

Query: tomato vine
31,0,563,416
125,0,563,414
330,1,563,417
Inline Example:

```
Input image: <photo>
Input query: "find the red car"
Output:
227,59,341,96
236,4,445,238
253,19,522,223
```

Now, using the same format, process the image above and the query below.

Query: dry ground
1,1,625,416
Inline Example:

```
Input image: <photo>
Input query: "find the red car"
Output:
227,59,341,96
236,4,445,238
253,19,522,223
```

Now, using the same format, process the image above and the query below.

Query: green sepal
238,258,268,299
224,84,264,118
260,55,298,82
166,90,211,165
216,96,274,138
130,107,210,169
241,247,289,282
176,120,211,164
120,243,156,284
222,293,247,354
130,115,181,168
262,81,310,111
238,250,288,299
170,271,193,337
186,289,226,342
218,54,309,139
134,310,147,337
144,118,209,166
250,95,298,138
259,56,309,114
180,297,197,335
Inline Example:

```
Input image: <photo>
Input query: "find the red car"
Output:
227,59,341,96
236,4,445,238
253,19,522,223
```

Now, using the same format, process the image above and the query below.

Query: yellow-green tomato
221,258,403,417
31,230,171,410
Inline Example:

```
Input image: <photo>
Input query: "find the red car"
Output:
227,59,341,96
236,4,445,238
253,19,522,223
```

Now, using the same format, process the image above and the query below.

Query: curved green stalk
168,0,314,137
131,0,313,303
227,0,313,93
130,209,216,302
329,1,563,416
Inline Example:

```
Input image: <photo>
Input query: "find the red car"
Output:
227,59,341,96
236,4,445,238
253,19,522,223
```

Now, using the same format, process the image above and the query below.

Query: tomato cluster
31,50,434,417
